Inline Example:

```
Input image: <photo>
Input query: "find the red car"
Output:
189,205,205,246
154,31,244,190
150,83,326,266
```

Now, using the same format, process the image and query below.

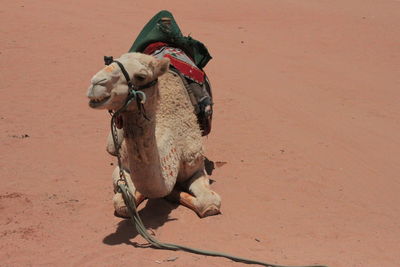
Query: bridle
104,56,158,120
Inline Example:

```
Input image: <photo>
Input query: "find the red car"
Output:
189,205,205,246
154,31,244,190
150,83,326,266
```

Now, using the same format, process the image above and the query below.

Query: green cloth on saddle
128,10,212,69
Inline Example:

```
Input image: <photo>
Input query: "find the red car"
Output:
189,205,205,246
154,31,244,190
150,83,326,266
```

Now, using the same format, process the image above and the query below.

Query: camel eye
134,74,146,82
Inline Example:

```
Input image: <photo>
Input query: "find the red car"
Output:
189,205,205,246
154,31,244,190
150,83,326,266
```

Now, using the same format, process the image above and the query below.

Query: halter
104,56,158,120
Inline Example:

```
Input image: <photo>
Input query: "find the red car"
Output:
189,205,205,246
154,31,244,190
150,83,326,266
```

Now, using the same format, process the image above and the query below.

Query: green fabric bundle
128,10,212,69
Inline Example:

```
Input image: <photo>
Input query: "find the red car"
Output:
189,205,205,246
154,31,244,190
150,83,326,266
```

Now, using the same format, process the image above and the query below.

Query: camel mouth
89,95,111,108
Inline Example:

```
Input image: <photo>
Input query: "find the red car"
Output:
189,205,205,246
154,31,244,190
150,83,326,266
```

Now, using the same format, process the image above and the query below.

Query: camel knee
113,192,125,210
112,167,122,191
112,166,134,192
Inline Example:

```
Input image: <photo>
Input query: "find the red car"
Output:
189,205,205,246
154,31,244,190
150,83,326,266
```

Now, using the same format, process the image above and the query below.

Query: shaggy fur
88,53,221,218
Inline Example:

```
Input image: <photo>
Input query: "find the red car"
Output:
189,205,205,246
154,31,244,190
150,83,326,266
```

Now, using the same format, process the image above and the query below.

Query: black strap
113,60,134,88
104,56,158,91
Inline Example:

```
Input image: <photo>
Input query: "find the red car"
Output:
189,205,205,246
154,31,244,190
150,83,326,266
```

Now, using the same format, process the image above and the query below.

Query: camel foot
114,208,129,219
113,191,146,219
166,189,221,218
199,204,221,218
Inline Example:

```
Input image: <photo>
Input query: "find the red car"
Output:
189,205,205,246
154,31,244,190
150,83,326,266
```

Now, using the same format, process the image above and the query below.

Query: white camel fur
87,52,221,218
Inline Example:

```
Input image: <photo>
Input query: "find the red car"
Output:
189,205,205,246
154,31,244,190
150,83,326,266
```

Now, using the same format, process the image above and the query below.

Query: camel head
87,52,170,110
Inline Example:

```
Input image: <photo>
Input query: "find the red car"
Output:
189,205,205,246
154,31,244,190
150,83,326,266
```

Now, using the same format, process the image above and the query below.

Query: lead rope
109,100,327,267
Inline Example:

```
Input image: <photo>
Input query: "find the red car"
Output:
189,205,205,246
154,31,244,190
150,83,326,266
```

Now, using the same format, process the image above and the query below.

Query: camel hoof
114,207,130,219
199,205,221,218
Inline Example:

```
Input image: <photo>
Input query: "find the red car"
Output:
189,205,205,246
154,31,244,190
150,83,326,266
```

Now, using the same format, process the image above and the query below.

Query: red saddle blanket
144,42,205,84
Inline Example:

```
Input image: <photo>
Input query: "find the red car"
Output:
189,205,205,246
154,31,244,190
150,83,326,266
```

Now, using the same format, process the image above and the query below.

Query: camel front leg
112,166,147,218
167,170,221,218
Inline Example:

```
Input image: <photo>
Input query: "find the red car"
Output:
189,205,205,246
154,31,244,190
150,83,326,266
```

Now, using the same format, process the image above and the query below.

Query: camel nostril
87,85,97,98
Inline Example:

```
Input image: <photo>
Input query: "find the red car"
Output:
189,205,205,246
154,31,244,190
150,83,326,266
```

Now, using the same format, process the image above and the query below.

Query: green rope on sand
118,183,327,267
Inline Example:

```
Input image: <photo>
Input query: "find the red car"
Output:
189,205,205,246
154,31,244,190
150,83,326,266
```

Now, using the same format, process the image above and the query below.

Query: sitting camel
87,52,221,218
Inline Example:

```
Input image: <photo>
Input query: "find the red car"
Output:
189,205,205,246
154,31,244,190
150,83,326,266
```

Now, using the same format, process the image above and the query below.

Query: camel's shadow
102,198,179,246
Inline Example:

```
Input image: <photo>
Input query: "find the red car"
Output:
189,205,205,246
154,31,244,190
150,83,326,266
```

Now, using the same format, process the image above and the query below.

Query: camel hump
129,11,214,136
150,45,213,136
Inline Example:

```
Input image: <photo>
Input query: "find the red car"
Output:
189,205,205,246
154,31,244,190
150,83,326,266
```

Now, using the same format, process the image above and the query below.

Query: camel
87,52,221,218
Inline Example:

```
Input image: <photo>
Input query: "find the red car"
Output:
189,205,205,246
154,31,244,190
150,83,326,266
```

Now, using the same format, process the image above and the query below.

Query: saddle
129,10,213,136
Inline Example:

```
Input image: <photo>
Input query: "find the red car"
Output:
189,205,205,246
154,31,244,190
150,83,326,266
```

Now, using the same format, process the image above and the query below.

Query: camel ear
153,57,170,77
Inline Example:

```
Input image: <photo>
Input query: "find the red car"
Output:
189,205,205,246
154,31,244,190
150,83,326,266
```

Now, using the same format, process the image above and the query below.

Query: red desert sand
1,1,399,266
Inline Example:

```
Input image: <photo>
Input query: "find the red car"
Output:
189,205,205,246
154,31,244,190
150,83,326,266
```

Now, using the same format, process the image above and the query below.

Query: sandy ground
1,0,399,266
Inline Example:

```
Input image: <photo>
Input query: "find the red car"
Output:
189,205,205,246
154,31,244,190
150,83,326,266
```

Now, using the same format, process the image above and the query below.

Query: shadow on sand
103,198,179,246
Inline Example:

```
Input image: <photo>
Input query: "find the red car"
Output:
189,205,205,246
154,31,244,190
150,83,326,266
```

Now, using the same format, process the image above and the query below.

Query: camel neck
122,111,155,152
121,111,170,197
